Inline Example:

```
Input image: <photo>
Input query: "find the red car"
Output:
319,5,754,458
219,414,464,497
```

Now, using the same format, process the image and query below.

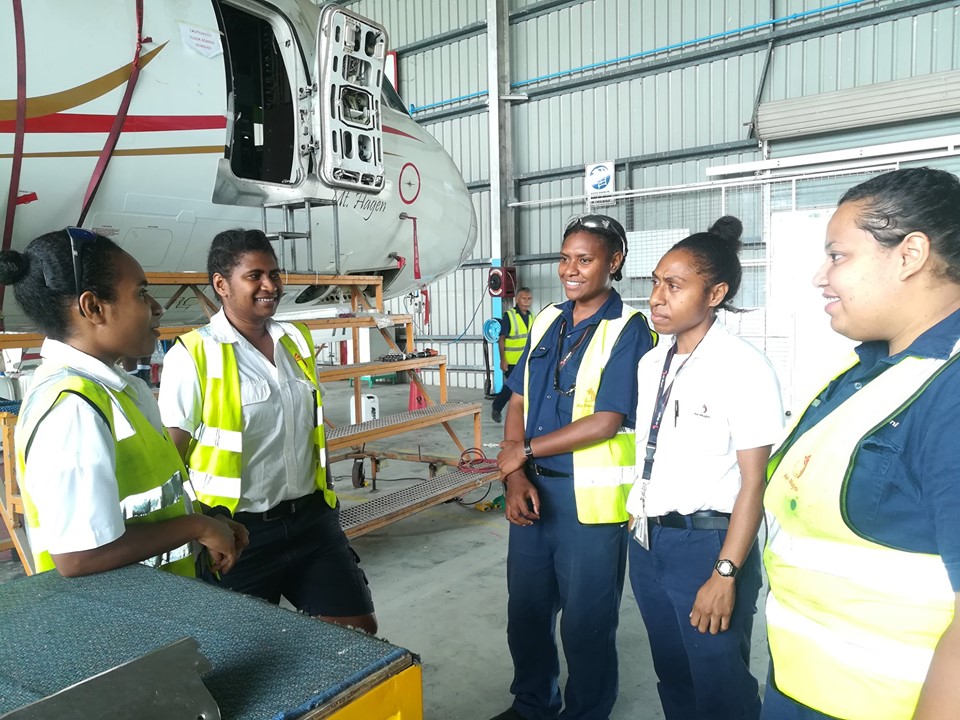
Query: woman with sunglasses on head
763,168,960,720
0,229,246,577
625,217,783,720
159,229,376,634
492,214,657,720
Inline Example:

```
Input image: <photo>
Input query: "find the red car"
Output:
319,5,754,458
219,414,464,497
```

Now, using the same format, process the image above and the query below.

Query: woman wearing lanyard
626,217,784,720
0,229,244,577
763,168,960,720
492,215,656,720
160,229,376,633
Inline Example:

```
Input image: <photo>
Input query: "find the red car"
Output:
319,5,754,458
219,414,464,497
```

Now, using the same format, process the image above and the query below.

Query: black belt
649,510,731,530
234,491,321,522
528,462,572,478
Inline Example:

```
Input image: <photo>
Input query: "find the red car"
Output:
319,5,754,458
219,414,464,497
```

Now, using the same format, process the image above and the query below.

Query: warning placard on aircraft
585,162,615,207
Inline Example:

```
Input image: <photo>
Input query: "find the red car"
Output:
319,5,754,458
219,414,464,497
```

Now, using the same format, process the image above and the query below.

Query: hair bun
709,215,743,242
0,250,29,286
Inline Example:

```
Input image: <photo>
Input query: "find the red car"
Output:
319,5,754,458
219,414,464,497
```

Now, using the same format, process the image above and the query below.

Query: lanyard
554,317,598,396
641,343,695,480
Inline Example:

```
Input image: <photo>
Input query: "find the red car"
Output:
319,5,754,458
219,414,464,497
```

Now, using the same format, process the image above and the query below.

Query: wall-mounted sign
585,161,615,207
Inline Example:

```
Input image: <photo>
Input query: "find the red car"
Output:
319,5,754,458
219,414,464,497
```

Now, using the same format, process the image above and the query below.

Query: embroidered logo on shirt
694,404,710,418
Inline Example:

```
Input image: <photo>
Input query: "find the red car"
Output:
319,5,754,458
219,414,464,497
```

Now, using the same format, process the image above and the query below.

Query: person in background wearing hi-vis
493,287,534,423
159,229,376,634
0,228,246,578
626,216,783,720
763,167,960,720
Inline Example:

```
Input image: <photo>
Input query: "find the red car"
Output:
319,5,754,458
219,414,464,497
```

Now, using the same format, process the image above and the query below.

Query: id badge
631,515,650,551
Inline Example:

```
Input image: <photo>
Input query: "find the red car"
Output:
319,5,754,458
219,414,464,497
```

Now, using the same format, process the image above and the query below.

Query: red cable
0,0,27,330
77,0,145,226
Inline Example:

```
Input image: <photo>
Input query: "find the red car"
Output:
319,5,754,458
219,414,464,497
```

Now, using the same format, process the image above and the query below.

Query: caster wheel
351,459,366,488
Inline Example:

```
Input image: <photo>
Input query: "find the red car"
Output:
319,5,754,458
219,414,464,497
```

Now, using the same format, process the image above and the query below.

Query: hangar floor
0,379,770,719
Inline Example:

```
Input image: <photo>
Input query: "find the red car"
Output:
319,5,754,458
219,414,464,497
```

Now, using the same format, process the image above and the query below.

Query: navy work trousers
493,363,516,413
505,474,628,720
628,524,763,720
760,667,839,720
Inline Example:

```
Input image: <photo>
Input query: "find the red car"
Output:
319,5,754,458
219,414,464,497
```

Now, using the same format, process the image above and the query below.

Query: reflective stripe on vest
17,371,196,577
524,303,651,524
504,308,532,365
764,347,960,720
179,321,335,513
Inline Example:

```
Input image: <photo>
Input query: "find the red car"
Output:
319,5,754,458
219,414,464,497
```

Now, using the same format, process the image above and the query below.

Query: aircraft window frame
217,0,310,185
381,80,410,116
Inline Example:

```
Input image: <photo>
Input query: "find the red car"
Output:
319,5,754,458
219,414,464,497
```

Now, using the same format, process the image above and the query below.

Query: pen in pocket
674,400,679,426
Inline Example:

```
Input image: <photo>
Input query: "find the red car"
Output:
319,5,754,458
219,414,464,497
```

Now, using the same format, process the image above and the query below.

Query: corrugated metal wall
338,0,960,388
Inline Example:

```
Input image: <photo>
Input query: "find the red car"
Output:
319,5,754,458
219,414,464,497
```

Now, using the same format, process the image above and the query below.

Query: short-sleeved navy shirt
507,290,655,475
785,308,960,591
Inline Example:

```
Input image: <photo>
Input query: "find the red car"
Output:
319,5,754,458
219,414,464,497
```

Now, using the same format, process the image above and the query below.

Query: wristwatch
715,559,739,578
523,439,535,460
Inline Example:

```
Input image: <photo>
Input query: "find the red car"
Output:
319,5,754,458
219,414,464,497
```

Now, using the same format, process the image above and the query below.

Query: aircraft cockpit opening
219,4,296,185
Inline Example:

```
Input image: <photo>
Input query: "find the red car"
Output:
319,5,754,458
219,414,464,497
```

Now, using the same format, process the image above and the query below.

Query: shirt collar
557,289,623,326
855,307,960,367
38,339,130,392
207,308,287,345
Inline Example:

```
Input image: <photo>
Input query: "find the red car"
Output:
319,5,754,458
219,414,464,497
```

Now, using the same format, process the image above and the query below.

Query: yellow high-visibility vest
178,322,334,513
765,348,960,720
503,308,533,366
523,303,654,524
18,370,197,576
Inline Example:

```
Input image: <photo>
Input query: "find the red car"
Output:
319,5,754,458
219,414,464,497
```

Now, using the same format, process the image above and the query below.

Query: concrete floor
0,378,770,719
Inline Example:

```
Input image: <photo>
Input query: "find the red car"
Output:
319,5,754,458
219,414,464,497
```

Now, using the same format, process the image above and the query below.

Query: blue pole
491,259,503,393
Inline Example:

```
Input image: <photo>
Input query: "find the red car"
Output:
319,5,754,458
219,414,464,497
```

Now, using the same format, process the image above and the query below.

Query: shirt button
854,382,863,390
538,425,543,431
546,394,552,399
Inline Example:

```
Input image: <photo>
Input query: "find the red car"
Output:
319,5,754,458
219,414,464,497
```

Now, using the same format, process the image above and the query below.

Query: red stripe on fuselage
0,113,227,133
383,124,421,142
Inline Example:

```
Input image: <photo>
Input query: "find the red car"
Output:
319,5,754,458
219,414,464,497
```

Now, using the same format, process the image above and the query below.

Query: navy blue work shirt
787,308,960,590
507,289,655,475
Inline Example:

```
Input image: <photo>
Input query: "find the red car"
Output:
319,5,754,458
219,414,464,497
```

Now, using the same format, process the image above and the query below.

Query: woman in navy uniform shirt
492,214,656,720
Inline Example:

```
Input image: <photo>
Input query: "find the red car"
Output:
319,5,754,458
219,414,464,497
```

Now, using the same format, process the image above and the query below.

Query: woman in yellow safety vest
0,229,245,577
763,167,960,720
491,214,657,720
159,229,376,634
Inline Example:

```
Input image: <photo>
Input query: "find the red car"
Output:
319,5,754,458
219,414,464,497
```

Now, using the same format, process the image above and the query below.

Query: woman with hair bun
0,229,246,578
626,216,784,720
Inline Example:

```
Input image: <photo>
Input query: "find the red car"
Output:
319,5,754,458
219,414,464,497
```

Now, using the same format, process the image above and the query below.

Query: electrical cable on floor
454,447,500,506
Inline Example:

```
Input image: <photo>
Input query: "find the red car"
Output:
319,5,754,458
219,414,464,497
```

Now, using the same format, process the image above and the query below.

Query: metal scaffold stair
261,197,341,274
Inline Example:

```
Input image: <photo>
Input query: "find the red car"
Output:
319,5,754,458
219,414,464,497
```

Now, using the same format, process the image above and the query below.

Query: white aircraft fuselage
0,0,476,330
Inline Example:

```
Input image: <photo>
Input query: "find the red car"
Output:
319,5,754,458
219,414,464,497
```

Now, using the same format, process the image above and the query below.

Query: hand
196,515,240,575
497,440,527,477
500,358,509,372
690,573,736,634
215,515,250,554
504,472,540,526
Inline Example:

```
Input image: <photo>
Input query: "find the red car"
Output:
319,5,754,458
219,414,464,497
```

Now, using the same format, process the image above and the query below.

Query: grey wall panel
423,112,490,184
511,52,764,176
399,35,488,110
766,6,960,101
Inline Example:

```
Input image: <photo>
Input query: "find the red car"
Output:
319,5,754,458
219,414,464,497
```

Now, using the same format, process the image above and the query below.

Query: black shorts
210,492,374,617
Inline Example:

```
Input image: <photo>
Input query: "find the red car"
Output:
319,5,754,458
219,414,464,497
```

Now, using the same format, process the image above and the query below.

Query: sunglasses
563,214,627,256
65,227,98,316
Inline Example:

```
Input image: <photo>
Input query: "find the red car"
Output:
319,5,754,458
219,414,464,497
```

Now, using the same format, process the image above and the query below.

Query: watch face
716,560,735,577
